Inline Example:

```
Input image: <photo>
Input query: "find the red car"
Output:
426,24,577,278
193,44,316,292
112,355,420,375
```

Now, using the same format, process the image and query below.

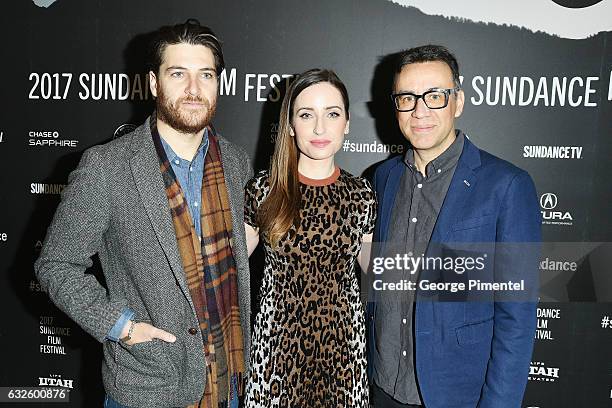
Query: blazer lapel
128,121,192,303
417,136,481,332
431,136,481,243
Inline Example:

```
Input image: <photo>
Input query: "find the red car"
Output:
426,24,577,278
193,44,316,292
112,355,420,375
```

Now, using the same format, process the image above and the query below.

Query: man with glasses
367,45,540,407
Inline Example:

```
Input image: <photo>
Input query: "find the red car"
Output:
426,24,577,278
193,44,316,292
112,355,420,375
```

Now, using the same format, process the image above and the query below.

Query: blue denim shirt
159,133,208,237
106,130,208,342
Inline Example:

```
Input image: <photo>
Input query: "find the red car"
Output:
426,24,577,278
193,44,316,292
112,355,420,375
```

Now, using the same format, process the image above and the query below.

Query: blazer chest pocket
451,214,495,232
115,339,178,390
455,318,493,346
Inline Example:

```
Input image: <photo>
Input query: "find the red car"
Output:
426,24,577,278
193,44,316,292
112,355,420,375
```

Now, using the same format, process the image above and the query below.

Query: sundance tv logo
540,193,573,226
523,145,583,160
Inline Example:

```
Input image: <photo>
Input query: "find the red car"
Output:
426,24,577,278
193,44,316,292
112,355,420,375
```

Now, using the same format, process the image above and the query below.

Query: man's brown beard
156,87,216,134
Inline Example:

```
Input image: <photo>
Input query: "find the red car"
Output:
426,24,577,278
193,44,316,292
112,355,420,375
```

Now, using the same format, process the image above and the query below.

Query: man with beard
35,20,252,408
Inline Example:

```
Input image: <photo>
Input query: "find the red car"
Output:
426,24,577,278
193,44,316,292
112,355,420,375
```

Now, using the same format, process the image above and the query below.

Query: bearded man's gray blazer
35,117,252,407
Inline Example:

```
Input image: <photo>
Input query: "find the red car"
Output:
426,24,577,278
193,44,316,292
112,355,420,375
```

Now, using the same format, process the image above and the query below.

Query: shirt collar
404,129,464,178
159,128,209,165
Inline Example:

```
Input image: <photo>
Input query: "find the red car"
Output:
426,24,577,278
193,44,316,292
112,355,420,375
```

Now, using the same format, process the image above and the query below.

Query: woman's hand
245,223,260,257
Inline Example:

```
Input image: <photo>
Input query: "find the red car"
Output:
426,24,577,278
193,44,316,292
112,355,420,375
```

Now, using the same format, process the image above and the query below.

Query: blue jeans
104,381,240,407
103,393,239,408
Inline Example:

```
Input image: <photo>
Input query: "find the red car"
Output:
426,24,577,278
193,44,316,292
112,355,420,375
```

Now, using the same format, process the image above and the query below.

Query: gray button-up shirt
372,131,464,405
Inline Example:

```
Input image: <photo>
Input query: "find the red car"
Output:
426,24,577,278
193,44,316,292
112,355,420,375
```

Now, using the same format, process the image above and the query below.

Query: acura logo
540,193,558,210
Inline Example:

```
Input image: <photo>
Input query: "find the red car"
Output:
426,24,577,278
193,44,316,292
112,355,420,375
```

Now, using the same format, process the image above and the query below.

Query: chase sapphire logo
113,123,137,139
551,0,604,8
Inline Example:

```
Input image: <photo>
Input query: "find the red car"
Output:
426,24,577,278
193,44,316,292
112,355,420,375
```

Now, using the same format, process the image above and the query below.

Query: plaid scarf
151,118,245,408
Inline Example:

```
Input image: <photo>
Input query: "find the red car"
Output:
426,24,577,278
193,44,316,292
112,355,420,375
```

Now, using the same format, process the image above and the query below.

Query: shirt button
174,159,180,165
190,166,193,172
194,202,198,207
417,183,423,188
188,327,198,335
437,169,442,173
402,350,407,357
411,217,417,223
402,318,407,324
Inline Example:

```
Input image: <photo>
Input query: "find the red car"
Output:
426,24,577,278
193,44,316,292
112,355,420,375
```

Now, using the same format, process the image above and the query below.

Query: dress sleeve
244,176,259,227
244,171,268,228
363,179,377,235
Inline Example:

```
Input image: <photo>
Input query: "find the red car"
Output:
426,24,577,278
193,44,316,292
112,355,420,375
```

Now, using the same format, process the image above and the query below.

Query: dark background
1,0,611,406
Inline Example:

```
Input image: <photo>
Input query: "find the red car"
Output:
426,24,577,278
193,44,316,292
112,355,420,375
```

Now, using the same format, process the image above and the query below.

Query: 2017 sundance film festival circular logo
551,0,604,8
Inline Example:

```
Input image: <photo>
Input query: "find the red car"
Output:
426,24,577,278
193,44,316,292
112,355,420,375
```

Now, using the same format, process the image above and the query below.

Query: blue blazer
367,137,541,408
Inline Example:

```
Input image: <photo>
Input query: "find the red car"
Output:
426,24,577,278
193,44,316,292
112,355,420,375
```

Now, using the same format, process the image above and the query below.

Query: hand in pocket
121,321,177,346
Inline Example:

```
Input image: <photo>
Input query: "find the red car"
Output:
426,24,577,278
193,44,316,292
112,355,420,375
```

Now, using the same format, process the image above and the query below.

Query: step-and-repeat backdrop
1,0,611,406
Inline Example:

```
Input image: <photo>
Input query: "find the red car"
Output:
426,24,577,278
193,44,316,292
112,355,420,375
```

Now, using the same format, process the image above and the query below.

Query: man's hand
120,321,177,346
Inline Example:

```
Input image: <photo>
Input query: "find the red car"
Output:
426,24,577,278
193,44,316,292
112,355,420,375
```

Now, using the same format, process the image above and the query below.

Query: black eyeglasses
391,87,461,112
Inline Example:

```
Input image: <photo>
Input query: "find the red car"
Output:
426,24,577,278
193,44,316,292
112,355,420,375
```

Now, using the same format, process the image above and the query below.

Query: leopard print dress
244,167,376,408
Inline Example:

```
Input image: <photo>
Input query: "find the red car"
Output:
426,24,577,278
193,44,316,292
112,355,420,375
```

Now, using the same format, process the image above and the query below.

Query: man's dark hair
149,19,225,76
396,45,461,88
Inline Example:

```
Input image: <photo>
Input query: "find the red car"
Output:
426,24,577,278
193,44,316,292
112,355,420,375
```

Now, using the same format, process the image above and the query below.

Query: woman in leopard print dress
243,69,376,407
